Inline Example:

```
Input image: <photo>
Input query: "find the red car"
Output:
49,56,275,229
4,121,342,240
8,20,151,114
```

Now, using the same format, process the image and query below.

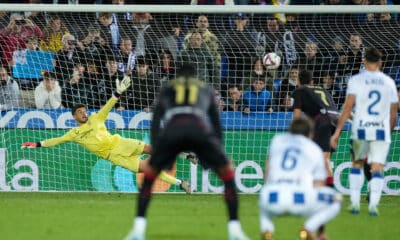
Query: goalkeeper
21,76,191,193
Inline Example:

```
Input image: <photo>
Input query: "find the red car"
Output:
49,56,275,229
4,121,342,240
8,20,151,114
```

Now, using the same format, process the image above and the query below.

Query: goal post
0,4,399,194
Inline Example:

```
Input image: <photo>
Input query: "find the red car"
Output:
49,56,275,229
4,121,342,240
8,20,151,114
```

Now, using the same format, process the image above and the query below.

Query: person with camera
54,33,84,92
81,24,112,72
0,13,44,68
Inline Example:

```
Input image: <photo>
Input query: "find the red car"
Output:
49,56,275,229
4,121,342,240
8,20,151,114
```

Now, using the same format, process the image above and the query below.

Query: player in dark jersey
124,64,249,240
292,70,339,187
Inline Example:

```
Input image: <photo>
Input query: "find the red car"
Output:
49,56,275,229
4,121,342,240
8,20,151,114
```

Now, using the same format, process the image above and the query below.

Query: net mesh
0,6,399,194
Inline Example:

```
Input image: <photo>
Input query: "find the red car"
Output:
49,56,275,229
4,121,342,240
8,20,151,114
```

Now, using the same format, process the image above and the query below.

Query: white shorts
351,140,390,165
259,184,337,217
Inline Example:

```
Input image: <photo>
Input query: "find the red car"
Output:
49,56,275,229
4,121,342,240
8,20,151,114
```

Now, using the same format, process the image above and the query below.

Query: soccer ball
263,52,281,70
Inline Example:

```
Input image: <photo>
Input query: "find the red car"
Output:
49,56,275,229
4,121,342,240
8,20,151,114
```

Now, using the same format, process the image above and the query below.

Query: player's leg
216,161,249,240
367,141,389,216
363,158,371,202
125,139,177,240
313,118,334,186
258,186,279,240
303,187,342,240
138,158,190,193
348,140,367,214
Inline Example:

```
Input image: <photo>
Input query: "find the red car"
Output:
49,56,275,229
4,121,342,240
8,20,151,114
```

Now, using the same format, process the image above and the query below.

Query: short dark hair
299,70,313,85
364,47,382,63
228,84,242,91
71,104,86,115
289,117,314,137
136,55,148,66
176,63,196,79
42,71,57,80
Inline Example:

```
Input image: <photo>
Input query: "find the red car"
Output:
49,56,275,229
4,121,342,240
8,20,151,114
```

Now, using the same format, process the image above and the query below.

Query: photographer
81,24,112,72
0,13,44,67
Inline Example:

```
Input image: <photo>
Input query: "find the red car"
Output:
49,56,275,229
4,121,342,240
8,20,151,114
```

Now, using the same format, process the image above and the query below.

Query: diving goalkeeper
21,76,191,193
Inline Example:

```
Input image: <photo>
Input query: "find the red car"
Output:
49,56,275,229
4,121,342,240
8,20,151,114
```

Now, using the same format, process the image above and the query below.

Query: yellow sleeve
96,96,118,122
42,130,73,147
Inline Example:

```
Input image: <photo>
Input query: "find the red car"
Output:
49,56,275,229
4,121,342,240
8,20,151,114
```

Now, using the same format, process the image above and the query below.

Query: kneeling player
259,117,342,240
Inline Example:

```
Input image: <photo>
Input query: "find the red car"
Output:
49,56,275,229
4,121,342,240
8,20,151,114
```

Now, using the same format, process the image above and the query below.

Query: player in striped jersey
331,47,399,216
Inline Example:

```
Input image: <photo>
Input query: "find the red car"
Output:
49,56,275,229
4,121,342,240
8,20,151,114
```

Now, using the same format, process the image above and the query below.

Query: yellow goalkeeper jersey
42,97,121,160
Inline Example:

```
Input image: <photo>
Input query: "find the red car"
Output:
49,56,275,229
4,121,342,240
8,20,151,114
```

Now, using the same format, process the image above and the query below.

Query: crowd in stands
0,0,400,113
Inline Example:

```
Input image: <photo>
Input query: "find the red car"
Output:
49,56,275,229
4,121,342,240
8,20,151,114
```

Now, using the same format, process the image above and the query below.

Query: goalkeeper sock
349,168,364,207
369,172,383,209
158,171,181,185
137,172,156,217
221,169,238,220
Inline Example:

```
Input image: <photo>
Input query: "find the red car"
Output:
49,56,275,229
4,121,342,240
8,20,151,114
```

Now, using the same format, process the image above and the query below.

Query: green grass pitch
0,193,399,240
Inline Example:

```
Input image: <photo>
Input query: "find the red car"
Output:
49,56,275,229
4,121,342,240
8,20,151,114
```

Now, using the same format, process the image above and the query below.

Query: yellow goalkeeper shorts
107,138,146,172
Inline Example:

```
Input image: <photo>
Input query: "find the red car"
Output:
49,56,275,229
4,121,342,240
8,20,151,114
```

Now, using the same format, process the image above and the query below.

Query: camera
92,36,100,43
15,19,26,26
68,40,78,45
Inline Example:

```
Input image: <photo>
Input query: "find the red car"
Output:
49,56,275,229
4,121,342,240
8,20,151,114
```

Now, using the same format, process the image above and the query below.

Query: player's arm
97,76,131,121
150,92,165,147
291,90,302,119
21,131,72,148
390,85,399,131
330,94,355,149
390,103,398,131
209,90,223,141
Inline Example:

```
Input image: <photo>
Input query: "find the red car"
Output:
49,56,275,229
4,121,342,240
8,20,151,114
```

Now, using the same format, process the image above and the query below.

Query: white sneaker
123,229,145,240
228,230,250,240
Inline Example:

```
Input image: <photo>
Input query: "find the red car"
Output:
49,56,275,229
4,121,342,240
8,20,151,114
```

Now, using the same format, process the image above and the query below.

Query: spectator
0,13,44,67
158,23,184,61
83,62,107,109
183,15,221,73
257,17,283,56
180,31,220,89
40,16,70,53
247,57,274,93
35,71,62,109
121,12,160,63
277,65,299,111
222,13,259,85
327,35,346,75
103,56,124,101
340,32,364,77
320,71,345,109
98,12,121,53
54,34,84,88
117,37,136,75
243,77,272,112
62,62,88,109
81,24,111,71
120,56,158,112
0,12,10,29
12,36,35,107
0,66,20,111
294,41,326,82
156,49,176,85
225,85,247,112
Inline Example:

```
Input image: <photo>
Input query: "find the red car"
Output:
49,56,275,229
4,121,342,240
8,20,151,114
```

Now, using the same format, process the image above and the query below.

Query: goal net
0,4,399,194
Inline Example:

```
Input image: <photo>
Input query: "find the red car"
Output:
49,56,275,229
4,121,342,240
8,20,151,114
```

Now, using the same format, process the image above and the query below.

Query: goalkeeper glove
115,76,132,96
21,142,41,149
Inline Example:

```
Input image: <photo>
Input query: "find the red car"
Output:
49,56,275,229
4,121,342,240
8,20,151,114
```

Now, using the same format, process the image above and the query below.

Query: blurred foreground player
124,64,249,240
259,117,342,240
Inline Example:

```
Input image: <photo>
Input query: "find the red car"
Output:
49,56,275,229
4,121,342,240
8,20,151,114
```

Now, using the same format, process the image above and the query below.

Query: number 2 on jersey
281,147,300,170
368,90,381,115
174,84,199,105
